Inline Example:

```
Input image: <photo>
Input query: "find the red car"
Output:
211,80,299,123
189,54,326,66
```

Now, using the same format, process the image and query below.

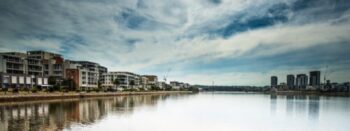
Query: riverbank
266,90,350,96
0,91,193,102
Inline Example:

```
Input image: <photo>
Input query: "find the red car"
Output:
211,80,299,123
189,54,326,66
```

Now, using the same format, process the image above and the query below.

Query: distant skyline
0,0,350,86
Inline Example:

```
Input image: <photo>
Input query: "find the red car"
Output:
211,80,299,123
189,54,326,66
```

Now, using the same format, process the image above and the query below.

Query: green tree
2,88,8,95
48,76,57,85
129,80,135,89
98,80,102,90
62,79,76,91
113,79,120,91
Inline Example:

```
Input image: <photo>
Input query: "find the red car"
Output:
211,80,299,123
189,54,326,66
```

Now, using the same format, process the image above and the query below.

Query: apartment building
170,81,190,89
170,81,181,89
64,60,105,90
27,51,64,79
0,52,48,88
101,71,141,89
142,75,158,85
0,52,26,74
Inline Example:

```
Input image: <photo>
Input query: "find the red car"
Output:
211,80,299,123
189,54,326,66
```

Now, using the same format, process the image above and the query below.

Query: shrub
31,87,38,93
12,88,19,93
130,88,138,92
48,87,55,92
94,88,101,92
23,88,30,92
2,88,8,94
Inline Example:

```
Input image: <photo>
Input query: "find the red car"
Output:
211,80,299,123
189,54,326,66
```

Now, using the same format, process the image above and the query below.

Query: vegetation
61,79,76,91
12,88,19,93
48,76,57,86
23,87,30,93
151,85,160,91
2,88,8,94
113,79,120,91
129,80,135,88
31,87,38,93
98,80,102,91
93,88,101,92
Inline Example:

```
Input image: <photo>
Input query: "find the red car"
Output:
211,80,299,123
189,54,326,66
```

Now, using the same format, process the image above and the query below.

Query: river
0,92,349,131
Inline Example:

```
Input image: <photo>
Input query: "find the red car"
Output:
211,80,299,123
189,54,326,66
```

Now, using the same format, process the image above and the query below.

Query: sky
0,0,350,86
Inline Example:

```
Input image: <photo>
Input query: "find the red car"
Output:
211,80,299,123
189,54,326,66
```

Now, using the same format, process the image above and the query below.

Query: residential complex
309,71,321,86
27,51,65,78
271,71,322,90
101,71,141,89
286,74,295,89
296,74,308,89
270,76,278,88
170,81,190,89
0,50,190,91
0,52,48,88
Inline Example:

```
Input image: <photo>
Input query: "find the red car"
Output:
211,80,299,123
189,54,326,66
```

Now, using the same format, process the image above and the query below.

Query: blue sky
0,0,350,86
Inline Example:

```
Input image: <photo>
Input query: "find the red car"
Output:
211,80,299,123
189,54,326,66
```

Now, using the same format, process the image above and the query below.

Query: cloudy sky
0,0,350,86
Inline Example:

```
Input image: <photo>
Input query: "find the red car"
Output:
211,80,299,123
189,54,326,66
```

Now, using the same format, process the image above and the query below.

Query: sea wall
0,91,193,102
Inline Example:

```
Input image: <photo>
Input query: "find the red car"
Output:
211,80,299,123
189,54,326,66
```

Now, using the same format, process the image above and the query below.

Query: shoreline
0,91,193,102
265,91,350,97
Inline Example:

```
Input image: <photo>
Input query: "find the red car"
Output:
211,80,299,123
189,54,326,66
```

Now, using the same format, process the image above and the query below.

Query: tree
62,79,76,91
129,80,135,89
2,87,8,95
113,79,120,91
98,80,102,90
48,76,57,85
48,76,61,91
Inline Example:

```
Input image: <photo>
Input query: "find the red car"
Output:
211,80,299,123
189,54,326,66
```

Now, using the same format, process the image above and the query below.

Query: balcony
27,62,41,66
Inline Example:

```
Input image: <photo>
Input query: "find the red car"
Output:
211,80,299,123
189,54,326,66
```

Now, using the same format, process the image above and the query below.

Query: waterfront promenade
0,91,193,102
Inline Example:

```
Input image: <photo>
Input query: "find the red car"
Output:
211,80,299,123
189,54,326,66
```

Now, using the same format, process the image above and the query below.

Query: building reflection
308,96,320,121
294,95,307,115
0,94,185,131
270,94,277,115
286,95,294,116
270,94,320,121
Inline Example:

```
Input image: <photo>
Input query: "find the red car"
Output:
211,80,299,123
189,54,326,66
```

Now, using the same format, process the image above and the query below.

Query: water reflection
308,96,320,121
270,94,277,115
0,94,187,131
286,95,294,116
270,94,320,120
294,95,307,116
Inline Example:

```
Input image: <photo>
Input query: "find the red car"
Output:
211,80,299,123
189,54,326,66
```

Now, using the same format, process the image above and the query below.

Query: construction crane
163,68,172,83
324,65,328,84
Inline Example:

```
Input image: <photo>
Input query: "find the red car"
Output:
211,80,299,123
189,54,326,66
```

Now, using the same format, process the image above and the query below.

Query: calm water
0,92,350,131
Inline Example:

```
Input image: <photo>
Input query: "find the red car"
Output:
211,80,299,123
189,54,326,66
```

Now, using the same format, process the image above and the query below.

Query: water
0,92,350,131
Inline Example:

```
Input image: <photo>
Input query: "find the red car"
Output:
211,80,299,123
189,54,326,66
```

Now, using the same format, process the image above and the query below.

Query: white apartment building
170,81,190,89
101,71,141,89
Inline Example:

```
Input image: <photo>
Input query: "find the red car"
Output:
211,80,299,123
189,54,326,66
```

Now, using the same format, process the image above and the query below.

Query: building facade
296,74,308,89
101,72,141,89
64,60,101,90
27,51,65,79
309,71,321,86
287,74,295,89
142,75,158,85
0,52,48,88
271,76,278,88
